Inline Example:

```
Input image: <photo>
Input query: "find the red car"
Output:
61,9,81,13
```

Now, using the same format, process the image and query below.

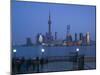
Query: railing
12,55,96,74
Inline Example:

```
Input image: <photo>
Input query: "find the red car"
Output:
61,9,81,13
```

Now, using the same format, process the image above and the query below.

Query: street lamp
13,49,17,74
76,48,79,52
41,48,45,53
13,49,17,53
41,48,45,57
13,49,17,58
75,48,80,69
76,48,79,55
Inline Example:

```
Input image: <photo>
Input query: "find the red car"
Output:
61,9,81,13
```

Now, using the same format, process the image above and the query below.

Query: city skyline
12,1,96,45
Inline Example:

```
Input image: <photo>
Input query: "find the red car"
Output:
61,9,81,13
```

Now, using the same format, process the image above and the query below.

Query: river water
12,45,96,59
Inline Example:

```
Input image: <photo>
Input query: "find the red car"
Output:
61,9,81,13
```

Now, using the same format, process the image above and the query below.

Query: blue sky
12,1,96,45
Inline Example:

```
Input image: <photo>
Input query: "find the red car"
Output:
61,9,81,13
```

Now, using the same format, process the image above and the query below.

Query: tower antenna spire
49,9,51,21
48,9,51,35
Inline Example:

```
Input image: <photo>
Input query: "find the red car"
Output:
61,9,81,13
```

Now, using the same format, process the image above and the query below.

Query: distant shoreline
13,44,96,47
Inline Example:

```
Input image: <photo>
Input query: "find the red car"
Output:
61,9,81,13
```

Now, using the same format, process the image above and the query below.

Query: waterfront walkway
12,54,96,75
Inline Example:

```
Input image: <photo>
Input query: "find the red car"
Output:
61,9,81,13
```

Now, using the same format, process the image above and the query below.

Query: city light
41,48,45,53
13,49,17,53
39,35,43,43
76,48,79,52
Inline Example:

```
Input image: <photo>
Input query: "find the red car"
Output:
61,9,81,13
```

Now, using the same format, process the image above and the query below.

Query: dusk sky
12,1,96,45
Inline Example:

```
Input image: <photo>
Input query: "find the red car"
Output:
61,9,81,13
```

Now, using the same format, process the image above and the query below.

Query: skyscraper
66,25,71,41
26,37,33,46
79,33,83,41
48,11,52,36
67,25,70,35
36,33,40,44
79,33,83,45
47,11,54,42
36,33,45,44
39,34,43,43
55,32,57,40
86,32,90,45
75,33,77,41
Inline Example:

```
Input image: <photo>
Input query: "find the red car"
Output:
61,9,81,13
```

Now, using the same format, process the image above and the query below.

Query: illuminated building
86,32,90,45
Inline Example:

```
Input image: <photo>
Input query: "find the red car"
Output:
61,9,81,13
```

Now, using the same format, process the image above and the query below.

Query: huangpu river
12,45,96,59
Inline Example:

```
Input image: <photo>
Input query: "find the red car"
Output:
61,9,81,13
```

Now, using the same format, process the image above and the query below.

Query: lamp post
76,48,79,52
76,48,80,70
40,48,45,72
13,49,17,59
13,49,17,74
76,48,79,55
76,48,79,62
41,48,45,58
